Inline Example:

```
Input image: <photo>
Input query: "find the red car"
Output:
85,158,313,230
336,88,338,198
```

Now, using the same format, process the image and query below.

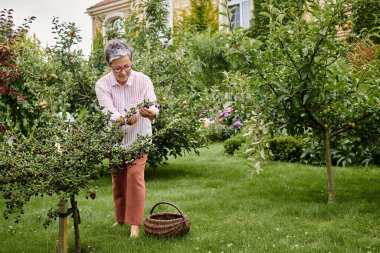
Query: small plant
301,140,325,166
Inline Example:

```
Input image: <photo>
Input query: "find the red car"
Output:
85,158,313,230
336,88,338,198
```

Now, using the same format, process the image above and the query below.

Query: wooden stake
58,200,68,253
70,197,81,253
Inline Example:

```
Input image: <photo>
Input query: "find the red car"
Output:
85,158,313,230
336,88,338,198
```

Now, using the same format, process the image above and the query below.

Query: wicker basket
144,202,190,237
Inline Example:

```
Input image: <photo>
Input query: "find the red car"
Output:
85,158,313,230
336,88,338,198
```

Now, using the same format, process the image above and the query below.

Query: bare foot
130,225,139,238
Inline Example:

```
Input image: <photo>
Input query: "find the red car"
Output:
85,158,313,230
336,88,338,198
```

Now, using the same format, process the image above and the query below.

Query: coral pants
111,155,147,225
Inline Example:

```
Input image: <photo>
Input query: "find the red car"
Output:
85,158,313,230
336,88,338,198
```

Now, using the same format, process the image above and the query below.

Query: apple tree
224,0,380,203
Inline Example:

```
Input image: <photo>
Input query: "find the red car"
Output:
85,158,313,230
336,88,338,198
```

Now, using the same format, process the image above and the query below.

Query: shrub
224,134,245,155
267,136,303,162
206,125,235,142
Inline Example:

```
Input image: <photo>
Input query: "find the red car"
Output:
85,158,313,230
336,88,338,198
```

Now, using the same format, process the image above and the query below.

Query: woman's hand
116,115,137,126
126,115,137,125
140,107,156,121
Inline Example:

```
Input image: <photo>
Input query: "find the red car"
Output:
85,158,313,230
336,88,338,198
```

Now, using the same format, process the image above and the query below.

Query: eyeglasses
111,64,132,73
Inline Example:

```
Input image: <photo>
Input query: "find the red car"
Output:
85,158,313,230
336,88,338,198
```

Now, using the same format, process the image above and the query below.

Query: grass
1,143,380,253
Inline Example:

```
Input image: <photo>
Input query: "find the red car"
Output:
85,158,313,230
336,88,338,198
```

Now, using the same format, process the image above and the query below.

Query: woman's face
110,55,132,84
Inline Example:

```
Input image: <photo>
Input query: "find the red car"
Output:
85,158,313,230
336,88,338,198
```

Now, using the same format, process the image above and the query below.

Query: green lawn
1,143,380,253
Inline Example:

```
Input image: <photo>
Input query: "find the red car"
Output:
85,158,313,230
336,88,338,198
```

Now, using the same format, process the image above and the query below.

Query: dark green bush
207,125,235,142
267,136,303,162
224,134,245,155
352,0,380,44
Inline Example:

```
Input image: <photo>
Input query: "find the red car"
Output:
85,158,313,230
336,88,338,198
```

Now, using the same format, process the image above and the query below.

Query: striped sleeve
95,80,122,122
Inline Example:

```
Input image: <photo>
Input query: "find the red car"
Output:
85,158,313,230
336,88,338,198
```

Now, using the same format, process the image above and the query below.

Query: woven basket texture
144,202,190,237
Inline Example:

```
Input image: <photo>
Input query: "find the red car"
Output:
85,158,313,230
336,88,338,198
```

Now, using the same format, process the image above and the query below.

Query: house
86,0,351,43
86,0,253,39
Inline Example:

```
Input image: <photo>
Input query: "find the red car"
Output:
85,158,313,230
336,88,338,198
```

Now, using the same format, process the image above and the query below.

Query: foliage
300,129,325,166
0,17,99,138
301,118,380,167
267,135,303,162
223,133,245,155
185,31,231,89
0,110,151,226
47,17,98,112
205,102,244,143
148,89,209,168
347,39,379,68
352,0,380,44
131,44,212,168
179,0,218,33
89,25,106,75
239,109,273,174
248,0,268,38
331,124,380,166
0,9,36,135
248,0,305,38
105,0,171,52
206,125,235,142
134,44,199,93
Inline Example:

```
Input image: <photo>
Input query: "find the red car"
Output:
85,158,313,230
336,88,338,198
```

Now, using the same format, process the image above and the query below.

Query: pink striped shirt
95,70,159,147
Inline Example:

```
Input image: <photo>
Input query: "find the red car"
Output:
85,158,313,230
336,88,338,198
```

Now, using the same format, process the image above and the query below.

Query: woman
95,39,158,238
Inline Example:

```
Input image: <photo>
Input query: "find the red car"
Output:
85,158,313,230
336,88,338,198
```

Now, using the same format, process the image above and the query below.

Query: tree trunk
323,130,336,204
70,197,81,253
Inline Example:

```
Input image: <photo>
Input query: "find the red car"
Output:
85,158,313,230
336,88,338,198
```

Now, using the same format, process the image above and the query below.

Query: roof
87,0,120,10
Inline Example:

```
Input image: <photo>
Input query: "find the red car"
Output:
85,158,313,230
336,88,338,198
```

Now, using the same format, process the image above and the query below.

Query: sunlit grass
1,143,380,252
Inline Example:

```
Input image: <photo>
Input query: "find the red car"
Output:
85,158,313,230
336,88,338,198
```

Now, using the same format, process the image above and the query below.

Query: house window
103,12,124,37
109,18,124,33
227,0,252,29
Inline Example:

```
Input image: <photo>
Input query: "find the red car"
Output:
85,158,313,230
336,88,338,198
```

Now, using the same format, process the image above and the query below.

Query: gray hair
105,39,133,65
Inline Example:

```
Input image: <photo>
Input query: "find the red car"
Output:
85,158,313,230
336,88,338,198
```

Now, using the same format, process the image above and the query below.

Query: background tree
89,23,106,75
179,0,218,33
0,9,36,136
351,0,380,44
48,17,99,112
186,31,231,89
248,0,305,38
223,0,380,203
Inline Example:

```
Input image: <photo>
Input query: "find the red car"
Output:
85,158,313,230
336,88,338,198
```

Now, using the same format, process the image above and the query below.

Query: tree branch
277,37,303,80
329,109,380,138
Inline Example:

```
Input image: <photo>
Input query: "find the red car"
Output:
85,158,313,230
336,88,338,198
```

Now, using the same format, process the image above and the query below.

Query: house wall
173,0,191,24
88,0,221,38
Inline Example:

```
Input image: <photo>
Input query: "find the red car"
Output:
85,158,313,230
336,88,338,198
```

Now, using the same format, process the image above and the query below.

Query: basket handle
150,202,186,220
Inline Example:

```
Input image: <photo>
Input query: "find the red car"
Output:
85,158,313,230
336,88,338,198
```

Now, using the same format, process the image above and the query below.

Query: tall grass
1,143,380,252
